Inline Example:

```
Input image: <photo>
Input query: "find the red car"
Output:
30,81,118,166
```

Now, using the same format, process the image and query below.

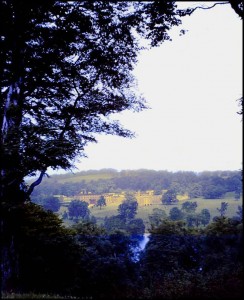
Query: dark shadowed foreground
1,201,243,300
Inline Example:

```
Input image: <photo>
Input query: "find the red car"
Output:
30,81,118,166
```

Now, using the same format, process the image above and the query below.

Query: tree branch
27,170,47,195
229,0,243,18
59,70,101,140
178,2,229,17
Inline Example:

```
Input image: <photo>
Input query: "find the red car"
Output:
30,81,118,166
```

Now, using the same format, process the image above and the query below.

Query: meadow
60,193,242,231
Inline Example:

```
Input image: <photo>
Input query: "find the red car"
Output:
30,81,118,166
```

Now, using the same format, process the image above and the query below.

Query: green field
60,196,242,231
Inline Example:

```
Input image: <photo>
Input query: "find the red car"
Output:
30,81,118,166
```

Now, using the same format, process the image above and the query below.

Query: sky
64,2,243,174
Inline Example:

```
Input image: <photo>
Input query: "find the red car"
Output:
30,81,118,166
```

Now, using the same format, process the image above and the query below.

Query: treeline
31,169,242,200
2,201,243,299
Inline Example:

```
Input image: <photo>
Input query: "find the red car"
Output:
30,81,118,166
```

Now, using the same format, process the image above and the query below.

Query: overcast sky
68,2,242,173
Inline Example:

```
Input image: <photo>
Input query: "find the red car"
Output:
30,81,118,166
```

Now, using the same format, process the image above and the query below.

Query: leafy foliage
217,202,229,217
169,207,184,221
118,193,138,221
104,215,126,234
235,205,243,221
139,217,243,300
1,202,80,294
149,208,167,228
1,1,185,202
1,1,242,298
126,218,145,235
104,202,145,236
68,200,90,220
96,195,106,210
31,169,243,200
199,208,211,226
42,196,61,212
2,201,243,299
162,189,179,205
181,201,198,213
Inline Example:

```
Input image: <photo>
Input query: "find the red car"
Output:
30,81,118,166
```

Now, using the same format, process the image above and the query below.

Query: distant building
74,193,101,205
54,195,71,202
135,190,154,206
104,192,125,204
58,190,164,207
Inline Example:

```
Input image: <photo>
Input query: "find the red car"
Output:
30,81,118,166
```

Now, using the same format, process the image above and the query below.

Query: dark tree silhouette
118,194,138,222
42,196,61,213
0,1,183,205
181,201,198,214
97,195,106,210
229,0,243,18
169,207,184,221
162,189,178,205
177,1,243,19
200,208,211,226
217,202,229,217
68,200,90,220
1,1,241,294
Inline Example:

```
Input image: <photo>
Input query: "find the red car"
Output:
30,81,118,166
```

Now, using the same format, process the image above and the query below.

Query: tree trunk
0,78,25,292
1,200,23,293
0,4,26,291
1,234,20,292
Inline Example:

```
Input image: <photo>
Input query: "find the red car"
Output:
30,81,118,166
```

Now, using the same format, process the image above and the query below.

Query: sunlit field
59,195,242,231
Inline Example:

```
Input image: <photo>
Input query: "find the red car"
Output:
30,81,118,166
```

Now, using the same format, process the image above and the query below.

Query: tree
235,205,243,221
188,183,202,199
140,216,243,300
217,202,229,217
169,207,184,221
178,1,243,19
149,208,167,228
118,193,138,221
1,202,82,295
162,189,178,205
228,1,243,18
181,201,198,214
104,215,126,234
0,1,184,205
126,218,145,235
202,184,226,199
97,195,106,210
199,209,211,227
68,200,90,221
42,196,61,212
185,213,198,227
140,219,201,289
2,1,242,293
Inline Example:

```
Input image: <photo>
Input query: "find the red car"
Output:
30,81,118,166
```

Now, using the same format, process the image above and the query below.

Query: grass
59,195,242,231
103,197,241,228
190,197,241,218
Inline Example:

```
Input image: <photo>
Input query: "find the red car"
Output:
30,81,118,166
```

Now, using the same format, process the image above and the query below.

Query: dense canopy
0,1,184,199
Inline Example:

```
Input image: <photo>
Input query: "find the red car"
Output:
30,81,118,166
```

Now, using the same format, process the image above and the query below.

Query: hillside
30,169,242,200
36,168,120,184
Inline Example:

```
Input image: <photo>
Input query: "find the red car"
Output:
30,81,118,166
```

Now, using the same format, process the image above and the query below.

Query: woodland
0,1,243,299
31,169,242,200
